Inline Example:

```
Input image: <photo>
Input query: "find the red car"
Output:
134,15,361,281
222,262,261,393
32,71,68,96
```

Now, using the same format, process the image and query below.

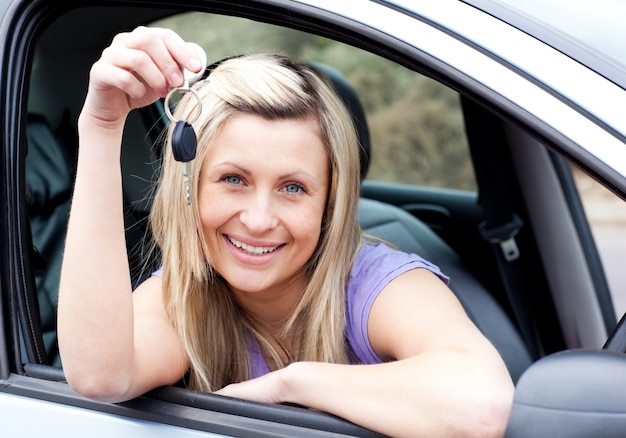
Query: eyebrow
211,162,320,184
211,162,251,176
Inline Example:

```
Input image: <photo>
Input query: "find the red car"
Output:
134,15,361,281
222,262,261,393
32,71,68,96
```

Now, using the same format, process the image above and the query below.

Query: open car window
27,8,482,362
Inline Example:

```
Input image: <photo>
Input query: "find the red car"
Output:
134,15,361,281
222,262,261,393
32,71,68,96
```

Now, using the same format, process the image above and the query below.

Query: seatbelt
462,97,540,359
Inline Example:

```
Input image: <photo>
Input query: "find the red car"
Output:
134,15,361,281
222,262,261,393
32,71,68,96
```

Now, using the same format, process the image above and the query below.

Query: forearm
279,352,513,438
58,116,136,399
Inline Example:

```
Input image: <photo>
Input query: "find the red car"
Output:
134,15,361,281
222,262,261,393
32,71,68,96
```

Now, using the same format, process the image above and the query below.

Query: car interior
13,2,624,435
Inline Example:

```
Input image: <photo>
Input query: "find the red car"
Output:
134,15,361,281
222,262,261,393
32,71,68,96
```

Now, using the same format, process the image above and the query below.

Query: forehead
204,113,329,172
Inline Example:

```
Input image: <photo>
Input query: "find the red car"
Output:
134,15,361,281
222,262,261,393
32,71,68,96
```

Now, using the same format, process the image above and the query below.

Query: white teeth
227,236,278,255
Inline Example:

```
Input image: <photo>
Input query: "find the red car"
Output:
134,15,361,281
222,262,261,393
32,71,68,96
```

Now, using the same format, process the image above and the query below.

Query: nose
239,191,279,234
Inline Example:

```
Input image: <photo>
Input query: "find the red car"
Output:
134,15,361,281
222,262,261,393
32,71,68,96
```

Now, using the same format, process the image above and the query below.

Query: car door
2,0,625,436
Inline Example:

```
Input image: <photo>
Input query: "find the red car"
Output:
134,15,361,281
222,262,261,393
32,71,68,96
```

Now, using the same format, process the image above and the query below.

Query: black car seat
26,113,76,367
316,64,533,382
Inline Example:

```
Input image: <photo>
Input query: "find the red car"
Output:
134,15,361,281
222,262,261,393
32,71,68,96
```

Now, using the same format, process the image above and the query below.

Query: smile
226,236,280,255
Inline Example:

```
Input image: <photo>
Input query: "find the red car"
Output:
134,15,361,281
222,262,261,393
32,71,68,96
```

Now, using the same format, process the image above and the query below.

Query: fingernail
188,56,201,71
170,71,183,86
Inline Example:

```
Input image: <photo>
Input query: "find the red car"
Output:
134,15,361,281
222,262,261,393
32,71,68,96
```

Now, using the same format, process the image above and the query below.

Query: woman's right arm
57,27,202,402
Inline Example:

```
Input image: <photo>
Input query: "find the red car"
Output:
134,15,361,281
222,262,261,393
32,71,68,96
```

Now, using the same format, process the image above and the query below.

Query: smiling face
198,113,329,305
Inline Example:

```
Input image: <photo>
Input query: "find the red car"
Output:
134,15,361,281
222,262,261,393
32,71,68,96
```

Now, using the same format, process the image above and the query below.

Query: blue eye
224,175,242,185
284,183,304,194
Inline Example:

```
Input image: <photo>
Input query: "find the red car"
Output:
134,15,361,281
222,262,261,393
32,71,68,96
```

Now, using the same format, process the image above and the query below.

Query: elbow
64,367,133,403
471,399,513,438
59,342,136,403
462,379,515,438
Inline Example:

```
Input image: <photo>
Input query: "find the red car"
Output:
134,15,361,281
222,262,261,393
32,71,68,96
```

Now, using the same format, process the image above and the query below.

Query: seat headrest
309,63,371,179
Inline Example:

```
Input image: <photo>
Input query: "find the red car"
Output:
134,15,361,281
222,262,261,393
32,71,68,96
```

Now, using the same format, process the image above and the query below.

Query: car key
164,42,207,206
171,119,198,205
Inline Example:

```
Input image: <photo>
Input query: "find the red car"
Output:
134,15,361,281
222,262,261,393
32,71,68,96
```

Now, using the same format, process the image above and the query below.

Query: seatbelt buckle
499,237,520,261
479,214,523,262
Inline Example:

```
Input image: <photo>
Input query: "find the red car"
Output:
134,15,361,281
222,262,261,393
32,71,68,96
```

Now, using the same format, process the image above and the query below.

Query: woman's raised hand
81,26,203,128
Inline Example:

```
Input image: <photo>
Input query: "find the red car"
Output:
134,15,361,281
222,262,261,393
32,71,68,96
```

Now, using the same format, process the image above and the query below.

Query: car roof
461,0,626,87
486,0,626,64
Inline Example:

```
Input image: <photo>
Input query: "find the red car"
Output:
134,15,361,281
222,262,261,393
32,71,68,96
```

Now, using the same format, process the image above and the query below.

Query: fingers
158,28,204,85
105,26,204,93
83,26,206,124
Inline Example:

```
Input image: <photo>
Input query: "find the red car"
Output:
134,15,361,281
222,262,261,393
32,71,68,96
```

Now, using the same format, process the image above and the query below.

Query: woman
58,26,513,437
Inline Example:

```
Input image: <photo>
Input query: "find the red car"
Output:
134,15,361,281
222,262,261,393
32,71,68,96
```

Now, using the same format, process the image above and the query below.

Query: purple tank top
153,242,449,377
247,242,449,377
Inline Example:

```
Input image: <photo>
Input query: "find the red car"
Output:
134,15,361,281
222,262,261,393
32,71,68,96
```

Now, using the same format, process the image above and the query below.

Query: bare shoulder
367,268,491,361
132,275,167,315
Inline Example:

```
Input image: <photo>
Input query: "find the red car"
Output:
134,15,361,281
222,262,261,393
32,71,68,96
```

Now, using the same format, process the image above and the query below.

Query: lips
226,235,280,255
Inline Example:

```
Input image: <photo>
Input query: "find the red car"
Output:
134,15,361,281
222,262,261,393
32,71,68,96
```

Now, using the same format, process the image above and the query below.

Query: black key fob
172,120,197,162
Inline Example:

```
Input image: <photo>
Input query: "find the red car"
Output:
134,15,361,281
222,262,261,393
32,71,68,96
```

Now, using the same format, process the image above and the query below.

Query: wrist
77,90,132,133
78,110,126,134
278,361,313,405
76,110,126,162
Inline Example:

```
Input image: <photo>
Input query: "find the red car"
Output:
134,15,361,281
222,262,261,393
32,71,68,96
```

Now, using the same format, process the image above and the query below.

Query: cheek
199,207,216,237
198,189,228,238
198,210,219,255
286,202,325,248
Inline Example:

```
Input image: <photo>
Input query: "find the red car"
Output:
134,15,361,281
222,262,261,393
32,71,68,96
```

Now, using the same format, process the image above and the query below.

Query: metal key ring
164,86,203,125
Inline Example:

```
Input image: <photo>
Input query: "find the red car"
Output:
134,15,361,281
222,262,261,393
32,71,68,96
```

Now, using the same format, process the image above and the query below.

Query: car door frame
1,0,625,434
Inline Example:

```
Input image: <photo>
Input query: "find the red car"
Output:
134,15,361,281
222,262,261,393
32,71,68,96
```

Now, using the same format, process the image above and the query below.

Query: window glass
574,168,626,318
152,13,476,191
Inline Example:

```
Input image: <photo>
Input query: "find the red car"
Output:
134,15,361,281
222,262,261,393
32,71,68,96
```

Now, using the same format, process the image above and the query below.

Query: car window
152,12,477,191
25,8,481,369
574,167,626,318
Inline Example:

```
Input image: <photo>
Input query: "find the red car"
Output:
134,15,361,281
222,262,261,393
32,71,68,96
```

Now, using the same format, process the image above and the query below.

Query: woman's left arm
216,268,514,438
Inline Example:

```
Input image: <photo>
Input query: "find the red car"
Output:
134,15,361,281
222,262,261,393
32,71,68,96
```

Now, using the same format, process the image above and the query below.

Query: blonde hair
150,54,362,391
